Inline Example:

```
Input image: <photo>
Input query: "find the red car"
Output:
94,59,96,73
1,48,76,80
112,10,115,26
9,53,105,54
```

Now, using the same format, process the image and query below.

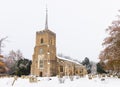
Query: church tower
31,7,57,77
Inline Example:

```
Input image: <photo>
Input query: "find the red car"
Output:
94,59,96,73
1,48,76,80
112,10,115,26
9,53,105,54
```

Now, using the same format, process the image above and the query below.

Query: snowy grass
0,75,120,87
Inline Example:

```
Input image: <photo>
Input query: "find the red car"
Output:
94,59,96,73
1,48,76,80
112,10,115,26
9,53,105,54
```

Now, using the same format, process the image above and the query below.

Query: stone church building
31,8,87,77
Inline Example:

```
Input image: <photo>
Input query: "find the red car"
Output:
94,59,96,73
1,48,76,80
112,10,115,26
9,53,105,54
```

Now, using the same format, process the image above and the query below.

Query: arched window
40,59,44,69
51,40,52,45
41,38,44,44
60,66,63,72
39,48,43,54
38,55,44,69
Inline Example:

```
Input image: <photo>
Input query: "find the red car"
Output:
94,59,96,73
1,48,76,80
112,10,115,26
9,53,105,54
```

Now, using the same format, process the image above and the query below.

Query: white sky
0,0,120,62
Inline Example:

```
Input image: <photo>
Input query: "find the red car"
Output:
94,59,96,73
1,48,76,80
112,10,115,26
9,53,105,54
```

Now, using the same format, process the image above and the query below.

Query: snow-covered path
0,76,120,87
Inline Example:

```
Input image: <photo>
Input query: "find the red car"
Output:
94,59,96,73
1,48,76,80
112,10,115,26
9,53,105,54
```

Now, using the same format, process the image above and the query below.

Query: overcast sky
0,0,120,62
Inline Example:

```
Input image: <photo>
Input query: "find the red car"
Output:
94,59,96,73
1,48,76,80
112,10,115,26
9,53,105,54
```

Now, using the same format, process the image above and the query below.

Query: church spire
45,6,48,30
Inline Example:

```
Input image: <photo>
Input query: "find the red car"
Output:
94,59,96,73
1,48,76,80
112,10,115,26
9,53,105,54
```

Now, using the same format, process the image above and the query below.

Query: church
31,8,87,77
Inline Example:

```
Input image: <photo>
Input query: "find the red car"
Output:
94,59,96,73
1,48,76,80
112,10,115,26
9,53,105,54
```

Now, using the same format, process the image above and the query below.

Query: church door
40,72,42,77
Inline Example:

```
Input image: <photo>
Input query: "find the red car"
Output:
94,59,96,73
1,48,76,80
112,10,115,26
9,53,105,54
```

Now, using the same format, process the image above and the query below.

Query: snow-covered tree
90,61,97,75
82,57,91,74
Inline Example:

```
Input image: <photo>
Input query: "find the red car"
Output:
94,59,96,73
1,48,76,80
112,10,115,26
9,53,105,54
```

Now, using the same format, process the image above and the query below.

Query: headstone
29,77,37,83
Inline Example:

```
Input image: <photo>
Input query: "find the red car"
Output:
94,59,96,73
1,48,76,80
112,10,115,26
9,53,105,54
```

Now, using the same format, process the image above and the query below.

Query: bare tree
0,36,8,54
5,50,24,74
16,50,24,60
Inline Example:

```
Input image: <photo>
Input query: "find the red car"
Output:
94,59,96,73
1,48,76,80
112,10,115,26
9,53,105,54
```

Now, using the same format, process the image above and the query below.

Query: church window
60,66,63,72
38,55,44,69
41,38,44,44
80,70,82,73
51,40,52,45
40,59,44,69
76,71,78,74
39,48,43,54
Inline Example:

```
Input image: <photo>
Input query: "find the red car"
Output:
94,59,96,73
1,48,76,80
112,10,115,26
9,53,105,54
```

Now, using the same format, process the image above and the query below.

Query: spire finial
45,4,48,30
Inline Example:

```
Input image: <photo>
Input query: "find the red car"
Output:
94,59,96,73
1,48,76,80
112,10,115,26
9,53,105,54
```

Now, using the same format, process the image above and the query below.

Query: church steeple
45,6,48,30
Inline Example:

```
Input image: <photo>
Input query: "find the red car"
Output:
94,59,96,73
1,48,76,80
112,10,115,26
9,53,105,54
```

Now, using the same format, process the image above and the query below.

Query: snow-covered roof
57,56,82,66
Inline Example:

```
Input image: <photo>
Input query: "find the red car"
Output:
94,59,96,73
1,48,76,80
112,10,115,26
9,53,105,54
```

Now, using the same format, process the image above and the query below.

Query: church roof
36,29,56,35
57,56,82,66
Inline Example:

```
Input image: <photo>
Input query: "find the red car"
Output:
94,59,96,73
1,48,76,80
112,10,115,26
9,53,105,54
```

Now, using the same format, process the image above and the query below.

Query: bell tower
31,7,57,77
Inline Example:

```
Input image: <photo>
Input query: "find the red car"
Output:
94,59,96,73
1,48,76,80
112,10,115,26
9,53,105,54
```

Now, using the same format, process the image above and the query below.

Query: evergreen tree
97,62,106,74
82,57,91,74
15,59,32,76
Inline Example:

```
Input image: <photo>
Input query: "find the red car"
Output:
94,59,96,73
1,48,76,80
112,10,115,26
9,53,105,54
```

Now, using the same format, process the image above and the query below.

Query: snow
0,75,120,87
103,59,109,63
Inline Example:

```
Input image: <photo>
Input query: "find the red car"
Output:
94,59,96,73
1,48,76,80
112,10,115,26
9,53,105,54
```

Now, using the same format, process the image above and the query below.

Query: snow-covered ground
0,75,120,87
